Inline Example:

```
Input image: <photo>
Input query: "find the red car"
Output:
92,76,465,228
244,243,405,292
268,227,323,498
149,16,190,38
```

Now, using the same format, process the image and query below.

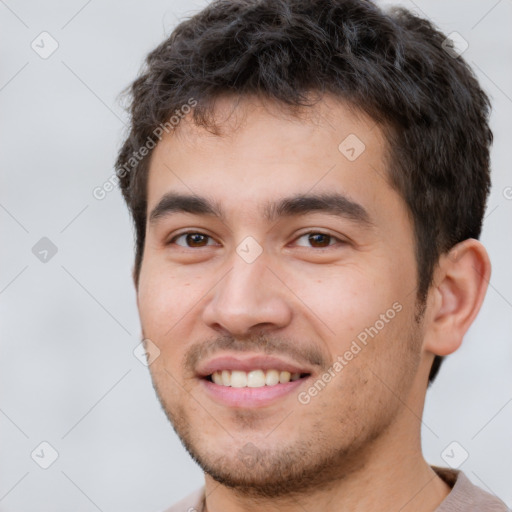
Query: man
115,0,509,510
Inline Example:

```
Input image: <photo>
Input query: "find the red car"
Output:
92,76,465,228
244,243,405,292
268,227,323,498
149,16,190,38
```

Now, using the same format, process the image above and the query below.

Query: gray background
1,0,511,510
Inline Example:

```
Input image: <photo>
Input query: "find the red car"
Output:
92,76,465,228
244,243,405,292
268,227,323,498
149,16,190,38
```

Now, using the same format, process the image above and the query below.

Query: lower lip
199,377,309,408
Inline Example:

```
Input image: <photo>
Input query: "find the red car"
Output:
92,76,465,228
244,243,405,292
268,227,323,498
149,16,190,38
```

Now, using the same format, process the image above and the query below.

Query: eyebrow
148,191,373,227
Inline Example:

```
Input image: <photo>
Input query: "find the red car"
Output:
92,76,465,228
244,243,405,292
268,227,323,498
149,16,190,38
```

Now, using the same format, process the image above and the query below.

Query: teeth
221,369,231,386
247,370,265,388
279,371,291,383
265,369,280,386
230,370,247,388
210,369,307,388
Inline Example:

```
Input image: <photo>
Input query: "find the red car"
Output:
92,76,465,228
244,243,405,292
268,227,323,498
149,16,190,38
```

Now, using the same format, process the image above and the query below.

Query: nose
201,251,293,338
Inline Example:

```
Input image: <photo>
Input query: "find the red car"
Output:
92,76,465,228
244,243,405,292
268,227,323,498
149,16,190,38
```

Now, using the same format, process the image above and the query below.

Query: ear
422,239,491,357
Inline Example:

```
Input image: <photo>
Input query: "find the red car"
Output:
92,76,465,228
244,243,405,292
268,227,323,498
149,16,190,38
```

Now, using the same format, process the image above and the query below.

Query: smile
208,369,311,388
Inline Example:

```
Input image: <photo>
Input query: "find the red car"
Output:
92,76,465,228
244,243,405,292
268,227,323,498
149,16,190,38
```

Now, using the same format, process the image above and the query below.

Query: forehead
145,95,401,228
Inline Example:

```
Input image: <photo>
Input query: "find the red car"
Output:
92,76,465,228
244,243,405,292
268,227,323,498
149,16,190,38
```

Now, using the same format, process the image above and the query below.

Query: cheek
137,262,211,381
137,259,201,333
294,266,416,397
137,277,171,334
289,265,396,347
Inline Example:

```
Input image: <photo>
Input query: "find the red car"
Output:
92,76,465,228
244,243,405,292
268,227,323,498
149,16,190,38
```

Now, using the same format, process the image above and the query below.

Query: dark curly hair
115,0,493,384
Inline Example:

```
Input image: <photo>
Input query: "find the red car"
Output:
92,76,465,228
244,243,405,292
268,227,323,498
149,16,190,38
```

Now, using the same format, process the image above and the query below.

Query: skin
135,95,491,512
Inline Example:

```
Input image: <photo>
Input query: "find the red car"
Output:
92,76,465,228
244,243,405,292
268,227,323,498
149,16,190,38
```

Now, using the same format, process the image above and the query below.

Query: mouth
204,369,311,388
196,355,314,408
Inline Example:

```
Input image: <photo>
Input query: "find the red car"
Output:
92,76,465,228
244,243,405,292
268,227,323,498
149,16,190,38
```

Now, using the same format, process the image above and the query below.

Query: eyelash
167,230,345,250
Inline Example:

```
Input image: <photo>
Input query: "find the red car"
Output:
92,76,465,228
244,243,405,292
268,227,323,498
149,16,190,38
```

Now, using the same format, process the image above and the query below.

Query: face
137,96,425,496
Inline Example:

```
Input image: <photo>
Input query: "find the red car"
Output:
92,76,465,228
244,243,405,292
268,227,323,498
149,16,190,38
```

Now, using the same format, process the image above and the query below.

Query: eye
168,232,218,248
167,230,345,250
293,231,344,249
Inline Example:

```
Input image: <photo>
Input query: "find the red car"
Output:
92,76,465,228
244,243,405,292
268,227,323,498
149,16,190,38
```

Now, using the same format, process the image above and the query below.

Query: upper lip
196,354,314,378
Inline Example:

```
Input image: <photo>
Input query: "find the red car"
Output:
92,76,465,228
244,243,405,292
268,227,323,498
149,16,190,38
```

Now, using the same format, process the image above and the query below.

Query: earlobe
423,239,491,357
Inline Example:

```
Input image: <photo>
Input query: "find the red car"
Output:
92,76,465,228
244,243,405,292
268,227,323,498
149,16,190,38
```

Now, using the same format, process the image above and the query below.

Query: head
116,0,492,497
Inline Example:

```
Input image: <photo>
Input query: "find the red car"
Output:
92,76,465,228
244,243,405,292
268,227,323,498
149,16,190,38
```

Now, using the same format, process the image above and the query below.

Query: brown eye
295,232,341,249
186,233,209,247
170,232,214,248
307,233,332,248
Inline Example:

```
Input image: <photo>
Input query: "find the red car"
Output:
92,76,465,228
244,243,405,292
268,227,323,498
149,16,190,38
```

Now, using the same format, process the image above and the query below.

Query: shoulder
159,487,204,512
433,467,510,511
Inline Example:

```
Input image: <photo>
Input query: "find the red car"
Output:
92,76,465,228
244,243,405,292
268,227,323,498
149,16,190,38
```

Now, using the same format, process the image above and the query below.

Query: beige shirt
161,467,510,512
